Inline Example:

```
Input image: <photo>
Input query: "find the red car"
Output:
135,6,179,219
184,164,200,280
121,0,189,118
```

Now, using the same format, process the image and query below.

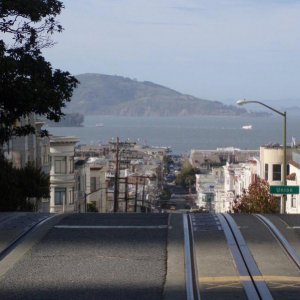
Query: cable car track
185,213,274,300
255,214,300,270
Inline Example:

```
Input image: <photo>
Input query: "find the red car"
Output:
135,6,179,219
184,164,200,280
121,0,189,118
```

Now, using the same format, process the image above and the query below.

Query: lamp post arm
242,100,285,117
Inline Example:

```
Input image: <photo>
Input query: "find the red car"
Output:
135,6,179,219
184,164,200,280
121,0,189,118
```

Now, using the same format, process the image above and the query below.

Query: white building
195,167,224,212
260,145,292,185
85,157,108,213
3,115,50,171
49,136,79,213
219,160,258,212
286,151,300,213
190,147,259,169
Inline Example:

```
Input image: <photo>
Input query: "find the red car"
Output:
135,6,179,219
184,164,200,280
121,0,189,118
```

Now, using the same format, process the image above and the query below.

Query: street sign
270,185,299,195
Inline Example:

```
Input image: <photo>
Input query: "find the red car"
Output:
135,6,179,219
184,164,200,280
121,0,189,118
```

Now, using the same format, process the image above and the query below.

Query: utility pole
125,177,128,212
134,177,138,212
113,137,119,212
142,177,146,212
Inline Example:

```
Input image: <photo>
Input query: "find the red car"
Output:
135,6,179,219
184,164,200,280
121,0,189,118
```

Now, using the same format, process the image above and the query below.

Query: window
69,188,74,204
265,164,268,181
91,177,96,192
55,188,66,205
272,164,281,181
291,195,297,208
54,156,67,174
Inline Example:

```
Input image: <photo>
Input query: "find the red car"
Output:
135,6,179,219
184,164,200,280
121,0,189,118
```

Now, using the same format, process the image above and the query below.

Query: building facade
49,136,79,213
260,145,292,186
286,151,300,213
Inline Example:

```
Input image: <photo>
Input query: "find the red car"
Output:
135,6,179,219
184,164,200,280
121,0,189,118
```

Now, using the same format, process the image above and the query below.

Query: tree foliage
0,154,49,211
87,202,98,213
0,0,78,144
175,161,196,188
160,188,171,201
232,179,279,213
163,154,176,175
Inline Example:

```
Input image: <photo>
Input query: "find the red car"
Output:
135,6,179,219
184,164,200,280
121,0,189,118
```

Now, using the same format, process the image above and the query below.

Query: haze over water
49,115,300,155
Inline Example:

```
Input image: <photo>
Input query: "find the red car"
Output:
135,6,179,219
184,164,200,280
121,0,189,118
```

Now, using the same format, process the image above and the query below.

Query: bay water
48,115,300,154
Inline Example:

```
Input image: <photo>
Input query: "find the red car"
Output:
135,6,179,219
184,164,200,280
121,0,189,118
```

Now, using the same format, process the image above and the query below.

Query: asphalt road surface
2,212,300,300
0,213,169,300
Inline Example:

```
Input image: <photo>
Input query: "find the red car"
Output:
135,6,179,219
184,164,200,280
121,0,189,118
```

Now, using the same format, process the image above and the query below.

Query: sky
43,0,300,107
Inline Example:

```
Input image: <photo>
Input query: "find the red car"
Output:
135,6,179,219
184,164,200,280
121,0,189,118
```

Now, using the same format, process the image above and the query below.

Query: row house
3,114,48,169
2,114,80,213
104,166,161,213
221,144,296,213
75,140,164,213
195,168,224,212
194,155,258,213
216,159,258,212
4,124,165,213
74,157,108,213
49,136,79,213
194,143,300,214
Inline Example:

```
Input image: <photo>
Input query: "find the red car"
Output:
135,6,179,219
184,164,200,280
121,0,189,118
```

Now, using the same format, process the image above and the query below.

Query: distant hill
66,73,249,116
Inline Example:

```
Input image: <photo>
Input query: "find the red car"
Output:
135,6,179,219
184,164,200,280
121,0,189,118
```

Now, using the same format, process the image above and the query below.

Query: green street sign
270,185,299,195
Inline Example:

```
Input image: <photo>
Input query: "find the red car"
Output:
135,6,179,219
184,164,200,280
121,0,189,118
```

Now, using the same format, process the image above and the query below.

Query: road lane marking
54,225,169,229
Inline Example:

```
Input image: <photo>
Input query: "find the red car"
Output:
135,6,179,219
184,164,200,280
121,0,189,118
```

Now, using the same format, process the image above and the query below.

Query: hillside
66,73,247,116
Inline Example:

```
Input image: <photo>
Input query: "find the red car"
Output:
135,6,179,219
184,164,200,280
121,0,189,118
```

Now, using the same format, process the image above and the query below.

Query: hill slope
66,73,246,116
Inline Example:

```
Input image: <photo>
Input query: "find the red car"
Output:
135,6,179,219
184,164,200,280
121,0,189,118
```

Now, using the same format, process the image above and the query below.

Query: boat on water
242,125,252,130
95,123,104,127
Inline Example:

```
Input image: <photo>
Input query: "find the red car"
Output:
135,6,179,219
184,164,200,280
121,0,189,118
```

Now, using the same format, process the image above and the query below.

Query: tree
87,202,98,212
0,154,23,210
0,0,78,144
163,155,174,173
175,161,196,188
160,188,171,201
232,179,279,213
0,154,49,211
19,163,50,210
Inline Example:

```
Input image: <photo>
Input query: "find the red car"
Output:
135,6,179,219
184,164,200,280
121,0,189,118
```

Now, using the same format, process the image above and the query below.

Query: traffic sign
270,185,299,195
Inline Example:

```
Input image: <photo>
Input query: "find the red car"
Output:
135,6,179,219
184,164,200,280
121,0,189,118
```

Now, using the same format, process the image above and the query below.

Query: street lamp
236,99,287,214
